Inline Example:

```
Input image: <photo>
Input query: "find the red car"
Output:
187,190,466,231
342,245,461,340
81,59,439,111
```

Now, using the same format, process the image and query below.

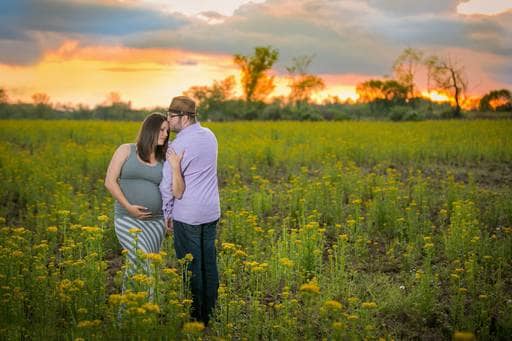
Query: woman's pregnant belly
115,179,163,217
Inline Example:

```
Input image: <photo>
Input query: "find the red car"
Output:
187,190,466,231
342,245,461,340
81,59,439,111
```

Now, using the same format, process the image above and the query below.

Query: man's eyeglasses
167,110,197,118
167,113,185,118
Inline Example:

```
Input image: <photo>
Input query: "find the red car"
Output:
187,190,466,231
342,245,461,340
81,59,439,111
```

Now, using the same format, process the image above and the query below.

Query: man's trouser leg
201,220,219,325
173,220,204,322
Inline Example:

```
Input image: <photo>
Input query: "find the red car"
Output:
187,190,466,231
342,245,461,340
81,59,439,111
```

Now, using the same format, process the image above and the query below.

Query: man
159,96,220,326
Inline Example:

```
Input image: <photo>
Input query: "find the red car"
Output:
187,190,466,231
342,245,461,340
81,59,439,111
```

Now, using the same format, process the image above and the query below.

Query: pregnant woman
105,112,184,293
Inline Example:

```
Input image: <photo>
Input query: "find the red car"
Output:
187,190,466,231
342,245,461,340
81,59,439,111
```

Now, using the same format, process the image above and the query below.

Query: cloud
0,0,510,89
0,0,188,64
118,0,511,81
364,0,464,16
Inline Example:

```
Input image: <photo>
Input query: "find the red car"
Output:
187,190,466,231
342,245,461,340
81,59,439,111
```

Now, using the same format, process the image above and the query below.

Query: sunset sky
1,0,511,108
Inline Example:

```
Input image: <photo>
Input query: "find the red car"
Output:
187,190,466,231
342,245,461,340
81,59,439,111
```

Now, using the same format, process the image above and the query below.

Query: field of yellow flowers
0,119,511,340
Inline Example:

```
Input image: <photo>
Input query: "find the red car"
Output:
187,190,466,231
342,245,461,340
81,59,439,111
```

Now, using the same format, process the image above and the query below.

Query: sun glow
422,91,450,103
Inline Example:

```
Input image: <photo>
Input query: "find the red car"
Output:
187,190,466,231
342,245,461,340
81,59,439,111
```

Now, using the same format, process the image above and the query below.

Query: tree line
0,47,510,121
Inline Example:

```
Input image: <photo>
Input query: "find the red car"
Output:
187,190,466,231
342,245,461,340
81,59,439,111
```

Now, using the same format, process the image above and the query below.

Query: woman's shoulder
115,143,134,158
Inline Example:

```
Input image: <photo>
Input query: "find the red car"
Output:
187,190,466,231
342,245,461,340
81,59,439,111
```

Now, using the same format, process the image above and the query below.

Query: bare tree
286,55,325,104
393,47,424,100
433,57,467,117
424,55,440,112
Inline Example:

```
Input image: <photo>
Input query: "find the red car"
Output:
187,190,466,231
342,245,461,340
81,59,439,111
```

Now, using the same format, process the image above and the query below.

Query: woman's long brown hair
136,112,168,163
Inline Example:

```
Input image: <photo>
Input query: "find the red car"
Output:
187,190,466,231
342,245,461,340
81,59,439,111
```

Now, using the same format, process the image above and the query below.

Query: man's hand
166,148,185,170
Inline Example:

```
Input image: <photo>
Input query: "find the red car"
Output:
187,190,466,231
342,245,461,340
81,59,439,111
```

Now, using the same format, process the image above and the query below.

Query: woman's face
157,120,169,146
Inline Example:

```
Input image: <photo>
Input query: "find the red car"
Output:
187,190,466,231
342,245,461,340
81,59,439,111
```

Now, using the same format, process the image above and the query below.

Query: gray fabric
115,144,163,219
114,215,166,295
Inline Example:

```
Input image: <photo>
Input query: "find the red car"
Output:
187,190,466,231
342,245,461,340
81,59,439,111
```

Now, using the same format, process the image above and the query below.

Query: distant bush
0,99,498,121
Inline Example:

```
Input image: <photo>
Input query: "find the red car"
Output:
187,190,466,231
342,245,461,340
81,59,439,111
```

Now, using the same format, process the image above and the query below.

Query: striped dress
114,144,166,291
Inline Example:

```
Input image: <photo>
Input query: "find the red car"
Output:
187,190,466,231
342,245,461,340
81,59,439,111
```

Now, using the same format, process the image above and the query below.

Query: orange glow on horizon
422,90,450,103
0,40,501,110
0,40,238,109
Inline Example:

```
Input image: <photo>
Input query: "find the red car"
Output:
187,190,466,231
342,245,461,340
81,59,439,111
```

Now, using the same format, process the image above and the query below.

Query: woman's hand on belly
127,204,152,220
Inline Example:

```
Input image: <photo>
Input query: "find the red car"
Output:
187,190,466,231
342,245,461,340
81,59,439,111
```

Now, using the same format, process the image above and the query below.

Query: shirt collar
176,122,201,137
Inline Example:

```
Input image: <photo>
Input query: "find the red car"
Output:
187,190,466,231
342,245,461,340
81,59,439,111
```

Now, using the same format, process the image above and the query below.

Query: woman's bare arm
105,144,151,219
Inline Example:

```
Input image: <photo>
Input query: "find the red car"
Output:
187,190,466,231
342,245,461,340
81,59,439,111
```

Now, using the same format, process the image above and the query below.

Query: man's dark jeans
173,219,219,325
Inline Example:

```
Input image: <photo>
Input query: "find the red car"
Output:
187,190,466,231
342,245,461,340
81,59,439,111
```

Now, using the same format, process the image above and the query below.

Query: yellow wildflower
424,243,434,249
453,331,476,341
57,210,70,217
145,253,163,263
141,303,160,313
132,274,153,285
347,297,359,305
300,280,320,294
97,215,109,222
351,198,362,205
332,322,345,330
81,226,101,233
279,258,294,268
222,242,236,251
13,227,27,235
163,268,178,276
182,321,205,333
47,226,58,233
11,251,23,257
324,300,343,311
361,301,378,309
235,249,248,257
128,227,142,234
77,320,101,328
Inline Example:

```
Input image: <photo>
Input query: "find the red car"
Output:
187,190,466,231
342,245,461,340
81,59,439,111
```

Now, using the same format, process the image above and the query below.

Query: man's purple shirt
159,122,220,225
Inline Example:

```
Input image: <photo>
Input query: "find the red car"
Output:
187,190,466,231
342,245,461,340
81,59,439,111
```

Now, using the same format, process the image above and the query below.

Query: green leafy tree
356,79,408,104
184,76,236,119
479,89,512,112
234,46,279,102
356,79,408,114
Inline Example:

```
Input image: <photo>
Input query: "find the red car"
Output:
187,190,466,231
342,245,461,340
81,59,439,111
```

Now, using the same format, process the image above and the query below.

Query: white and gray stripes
114,215,166,277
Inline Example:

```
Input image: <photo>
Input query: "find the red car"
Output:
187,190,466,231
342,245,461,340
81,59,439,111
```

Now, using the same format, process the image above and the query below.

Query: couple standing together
105,96,220,325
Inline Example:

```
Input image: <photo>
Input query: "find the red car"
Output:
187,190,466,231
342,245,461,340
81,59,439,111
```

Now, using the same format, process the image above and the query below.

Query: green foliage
234,46,279,102
479,89,512,112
